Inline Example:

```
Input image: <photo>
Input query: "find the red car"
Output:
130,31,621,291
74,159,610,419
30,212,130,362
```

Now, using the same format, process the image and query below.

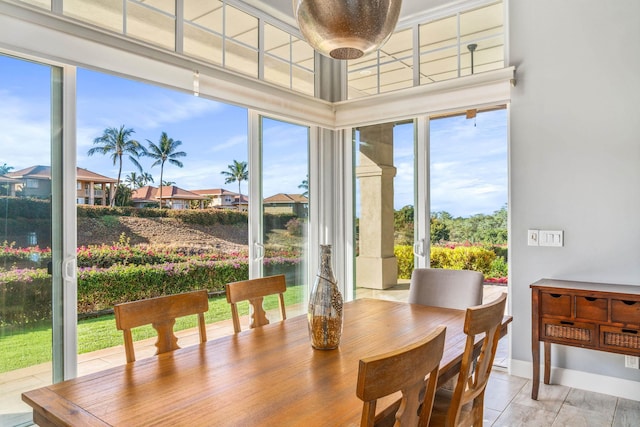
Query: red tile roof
263,193,308,204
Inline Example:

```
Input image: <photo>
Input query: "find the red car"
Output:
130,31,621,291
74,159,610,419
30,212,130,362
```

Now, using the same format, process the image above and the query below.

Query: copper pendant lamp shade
293,0,402,60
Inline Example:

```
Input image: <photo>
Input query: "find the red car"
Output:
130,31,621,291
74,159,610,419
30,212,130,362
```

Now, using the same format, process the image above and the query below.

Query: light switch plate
625,355,639,369
539,230,563,247
527,230,539,246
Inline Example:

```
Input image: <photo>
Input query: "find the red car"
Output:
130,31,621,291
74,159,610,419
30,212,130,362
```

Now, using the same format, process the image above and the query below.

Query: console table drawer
611,299,640,325
600,325,640,353
542,319,595,346
575,296,608,321
540,292,572,317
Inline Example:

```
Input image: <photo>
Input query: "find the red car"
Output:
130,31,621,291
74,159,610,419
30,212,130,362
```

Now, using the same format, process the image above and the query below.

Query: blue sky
0,54,506,217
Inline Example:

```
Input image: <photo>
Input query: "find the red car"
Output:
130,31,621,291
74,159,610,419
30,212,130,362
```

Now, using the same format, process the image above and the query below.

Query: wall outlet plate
527,229,539,246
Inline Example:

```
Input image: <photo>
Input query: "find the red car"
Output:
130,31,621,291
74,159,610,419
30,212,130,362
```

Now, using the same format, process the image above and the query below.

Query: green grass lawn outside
0,285,303,374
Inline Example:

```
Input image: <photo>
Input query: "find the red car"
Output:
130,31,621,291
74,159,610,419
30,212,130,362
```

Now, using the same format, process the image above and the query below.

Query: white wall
509,0,640,393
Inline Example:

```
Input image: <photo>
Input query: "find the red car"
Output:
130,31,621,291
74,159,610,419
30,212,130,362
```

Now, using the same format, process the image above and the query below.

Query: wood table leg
543,341,551,385
532,341,540,399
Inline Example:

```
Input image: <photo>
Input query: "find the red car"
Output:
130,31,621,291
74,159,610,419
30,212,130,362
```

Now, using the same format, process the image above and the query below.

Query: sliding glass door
353,120,416,296
253,116,309,316
0,54,69,427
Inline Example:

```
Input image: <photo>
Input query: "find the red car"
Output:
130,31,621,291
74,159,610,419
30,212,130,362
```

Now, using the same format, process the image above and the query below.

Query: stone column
356,123,397,289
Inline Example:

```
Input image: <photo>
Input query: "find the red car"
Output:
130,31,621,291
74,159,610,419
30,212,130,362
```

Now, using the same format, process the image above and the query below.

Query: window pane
184,23,223,65
184,0,223,34
225,39,258,78
127,1,175,50
140,0,174,15
265,24,291,61
63,0,123,33
225,6,258,49
76,67,251,380
0,53,55,427
379,59,413,93
460,2,503,42
461,35,504,76
261,117,308,317
291,38,314,69
292,66,314,96
264,55,291,89
380,28,413,59
419,16,457,52
17,0,50,10
420,46,458,84
354,121,415,292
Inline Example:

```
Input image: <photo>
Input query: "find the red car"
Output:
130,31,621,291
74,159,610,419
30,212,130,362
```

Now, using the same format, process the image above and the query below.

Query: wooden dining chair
225,274,287,333
113,289,209,363
357,325,447,427
429,293,508,427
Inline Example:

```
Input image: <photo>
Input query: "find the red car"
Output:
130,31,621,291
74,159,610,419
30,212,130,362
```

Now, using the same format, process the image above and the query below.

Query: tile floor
1,284,638,426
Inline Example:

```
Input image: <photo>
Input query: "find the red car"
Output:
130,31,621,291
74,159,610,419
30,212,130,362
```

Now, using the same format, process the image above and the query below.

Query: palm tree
88,125,144,206
221,160,248,208
145,132,186,208
125,172,140,189
0,163,13,175
139,172,154,186
298,175,309,197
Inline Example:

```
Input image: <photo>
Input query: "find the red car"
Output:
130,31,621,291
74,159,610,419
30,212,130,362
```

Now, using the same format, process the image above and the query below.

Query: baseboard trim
510,359,640,401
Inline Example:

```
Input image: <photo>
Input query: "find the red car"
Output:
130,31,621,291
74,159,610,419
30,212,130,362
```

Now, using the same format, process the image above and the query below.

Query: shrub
76,259,248,312
394,245,414,279
0,197,51,219
0,268,51,326
488,256,508,279
430,246,496,276
1,254,301,324
0,243,51,269
285,218,303,236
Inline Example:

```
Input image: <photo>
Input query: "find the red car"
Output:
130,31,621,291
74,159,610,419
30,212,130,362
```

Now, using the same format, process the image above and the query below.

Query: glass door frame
0,49,77,388
247,111,314,291
55,61,78,381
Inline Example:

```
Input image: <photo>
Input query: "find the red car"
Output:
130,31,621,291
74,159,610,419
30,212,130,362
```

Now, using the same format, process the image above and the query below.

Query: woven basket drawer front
542,319,595,345
600,325,640,353
611,299,640,326
540,292,572,317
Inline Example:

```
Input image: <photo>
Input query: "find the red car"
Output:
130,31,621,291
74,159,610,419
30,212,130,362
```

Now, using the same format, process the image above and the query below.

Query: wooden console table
531,278,640,399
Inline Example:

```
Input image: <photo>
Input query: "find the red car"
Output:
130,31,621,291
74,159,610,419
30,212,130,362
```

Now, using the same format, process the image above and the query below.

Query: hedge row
0,197,50,219
395,245,498,279
77,205,250,225
0,257,300,326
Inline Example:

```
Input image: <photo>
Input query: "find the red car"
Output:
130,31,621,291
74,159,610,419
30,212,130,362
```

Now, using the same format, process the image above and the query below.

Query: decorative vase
308,244,343,349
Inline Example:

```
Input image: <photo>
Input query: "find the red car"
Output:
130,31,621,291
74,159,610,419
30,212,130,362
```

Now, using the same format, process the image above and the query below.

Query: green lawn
0,286,303,374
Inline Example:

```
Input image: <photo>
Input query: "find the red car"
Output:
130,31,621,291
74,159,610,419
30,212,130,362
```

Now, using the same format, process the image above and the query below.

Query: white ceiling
240,0,457,29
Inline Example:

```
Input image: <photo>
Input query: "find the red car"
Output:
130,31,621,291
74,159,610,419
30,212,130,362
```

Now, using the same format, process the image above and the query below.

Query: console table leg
543,341,551,384
532,342,540,399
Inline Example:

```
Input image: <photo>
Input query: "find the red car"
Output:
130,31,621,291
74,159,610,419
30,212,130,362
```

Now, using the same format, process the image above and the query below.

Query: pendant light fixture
293,0,402,60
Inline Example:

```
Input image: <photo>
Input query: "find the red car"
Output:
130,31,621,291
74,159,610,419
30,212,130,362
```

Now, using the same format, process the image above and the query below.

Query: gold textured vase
308,245,343,349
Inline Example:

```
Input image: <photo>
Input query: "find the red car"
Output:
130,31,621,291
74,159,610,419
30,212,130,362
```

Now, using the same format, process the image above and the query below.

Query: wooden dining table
23,298,511,427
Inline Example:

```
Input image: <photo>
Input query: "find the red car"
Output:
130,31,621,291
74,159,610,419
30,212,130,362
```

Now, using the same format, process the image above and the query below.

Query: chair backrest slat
357,325,447,427
114,289,209,363
446,292,507,426
225,275,287,333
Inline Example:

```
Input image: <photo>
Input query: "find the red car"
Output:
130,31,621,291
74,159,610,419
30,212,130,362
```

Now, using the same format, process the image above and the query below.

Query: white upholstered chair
408,268,484,310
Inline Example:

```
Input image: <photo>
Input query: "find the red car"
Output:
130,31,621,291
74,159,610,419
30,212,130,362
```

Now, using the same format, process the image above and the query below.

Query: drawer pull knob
550,294,562,298
560,321,574,326
622,300,637,306
585,297,597,302
622,329,638,335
